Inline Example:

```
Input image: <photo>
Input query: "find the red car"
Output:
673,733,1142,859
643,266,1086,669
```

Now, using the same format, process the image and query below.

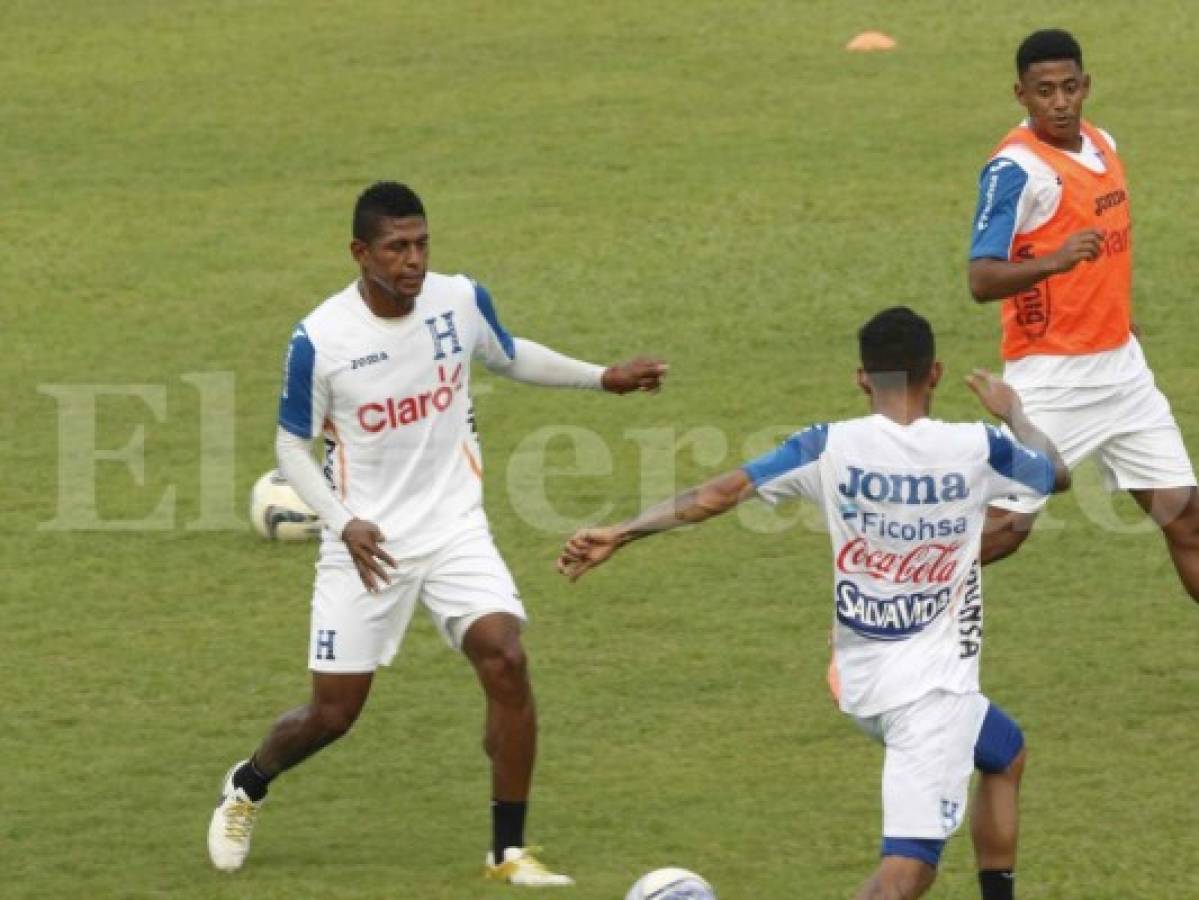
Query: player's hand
965,369,1023,423
1047,228,1105,274
601,357,669,394
557,526,625,581
341,518,397,593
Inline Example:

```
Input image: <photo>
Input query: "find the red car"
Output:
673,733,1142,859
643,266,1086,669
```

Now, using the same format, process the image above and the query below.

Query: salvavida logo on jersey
356,363,464,433
835,579,954,641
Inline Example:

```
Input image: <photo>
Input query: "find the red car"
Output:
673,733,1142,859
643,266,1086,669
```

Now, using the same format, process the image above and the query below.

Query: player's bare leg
252,671,374,775
464,613,536,800
208,672,373,872
465,612,572,886
972,747,1026,898
980,507,1038,565
1130,486,1199,603
854,857,937,900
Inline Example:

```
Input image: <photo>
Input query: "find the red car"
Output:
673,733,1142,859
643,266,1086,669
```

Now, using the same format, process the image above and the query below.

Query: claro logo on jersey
356,364,463,433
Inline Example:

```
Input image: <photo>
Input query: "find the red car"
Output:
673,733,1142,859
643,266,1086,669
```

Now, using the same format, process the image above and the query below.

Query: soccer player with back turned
559,307,1070,900
206,182,667,885
970,29,1199,595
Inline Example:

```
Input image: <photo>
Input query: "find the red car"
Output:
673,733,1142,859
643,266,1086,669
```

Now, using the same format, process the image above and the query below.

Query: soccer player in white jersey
968,29,1199,597
207,182,668,886
558,308,1070,900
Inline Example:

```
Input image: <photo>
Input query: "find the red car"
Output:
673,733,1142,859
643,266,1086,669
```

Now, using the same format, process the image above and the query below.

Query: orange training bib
994,122,1132,360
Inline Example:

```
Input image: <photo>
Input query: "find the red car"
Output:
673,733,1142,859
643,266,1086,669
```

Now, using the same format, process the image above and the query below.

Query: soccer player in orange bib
969,29,1199,601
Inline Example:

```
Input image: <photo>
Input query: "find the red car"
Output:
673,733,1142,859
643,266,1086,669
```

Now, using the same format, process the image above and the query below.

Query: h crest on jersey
425,311,462,360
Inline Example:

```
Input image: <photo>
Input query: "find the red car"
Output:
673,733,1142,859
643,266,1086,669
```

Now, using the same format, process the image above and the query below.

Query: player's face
353,216,430,301
1015,60,1090,148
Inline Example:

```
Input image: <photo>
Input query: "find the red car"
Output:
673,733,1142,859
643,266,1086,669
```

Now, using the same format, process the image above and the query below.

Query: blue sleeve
473,281,516,360
743,424,829,489
278,324,316,438
969,159,1029,261
985,425,1055,497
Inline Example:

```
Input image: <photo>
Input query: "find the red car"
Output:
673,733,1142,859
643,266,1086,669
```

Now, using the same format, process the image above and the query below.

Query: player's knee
890,868,935,900
1162,507,1199,549
866,867,936,900
475,642,531,700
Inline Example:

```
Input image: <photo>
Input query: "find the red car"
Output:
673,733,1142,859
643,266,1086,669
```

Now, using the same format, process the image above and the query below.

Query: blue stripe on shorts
881,837,945,867
974,702,1025,774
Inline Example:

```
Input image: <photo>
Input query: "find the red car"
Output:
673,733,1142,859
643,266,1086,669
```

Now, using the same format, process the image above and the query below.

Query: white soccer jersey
743,415,1056,717
278,274,516,555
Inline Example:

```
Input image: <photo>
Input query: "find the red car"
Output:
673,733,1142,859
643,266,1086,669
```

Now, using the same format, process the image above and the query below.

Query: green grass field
4,2,1197,897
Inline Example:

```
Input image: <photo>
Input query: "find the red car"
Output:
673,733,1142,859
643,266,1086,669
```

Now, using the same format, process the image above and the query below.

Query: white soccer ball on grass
249,469,321,541
626,867,716,900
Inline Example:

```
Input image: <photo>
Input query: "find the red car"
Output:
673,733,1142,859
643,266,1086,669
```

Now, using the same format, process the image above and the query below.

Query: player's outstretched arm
968,229,1105,301
557,468,753,581
482,338,667,393
966,369,1071,492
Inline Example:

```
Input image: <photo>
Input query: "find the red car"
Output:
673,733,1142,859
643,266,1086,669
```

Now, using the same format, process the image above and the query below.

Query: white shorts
992,370,1195,514
854,690,991,840
308,526,527,673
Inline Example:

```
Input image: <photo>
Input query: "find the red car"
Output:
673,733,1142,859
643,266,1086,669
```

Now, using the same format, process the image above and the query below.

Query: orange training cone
846,31,897,52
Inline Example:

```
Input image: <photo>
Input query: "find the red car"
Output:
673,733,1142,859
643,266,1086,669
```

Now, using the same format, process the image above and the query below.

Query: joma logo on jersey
1094,188,1127,216
351,351,389,370
356,364,463,433
838,466,969,504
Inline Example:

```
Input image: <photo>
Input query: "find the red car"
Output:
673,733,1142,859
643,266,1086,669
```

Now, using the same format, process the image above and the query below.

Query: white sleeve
275,427,354,537
467,278,604,388
485,337,606,389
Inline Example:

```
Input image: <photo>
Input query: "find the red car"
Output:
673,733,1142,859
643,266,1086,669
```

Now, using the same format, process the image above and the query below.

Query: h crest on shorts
940,799,961,831
315,629,337,661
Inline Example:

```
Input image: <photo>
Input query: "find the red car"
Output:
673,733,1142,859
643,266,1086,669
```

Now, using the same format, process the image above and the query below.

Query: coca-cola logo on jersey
836,537,961,585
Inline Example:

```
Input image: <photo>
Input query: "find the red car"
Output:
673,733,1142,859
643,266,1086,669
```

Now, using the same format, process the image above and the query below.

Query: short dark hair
352,181,426,242
858,307,936,382
1016,29,1083,76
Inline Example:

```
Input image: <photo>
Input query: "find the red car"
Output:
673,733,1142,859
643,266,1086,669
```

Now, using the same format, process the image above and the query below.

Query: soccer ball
250,469,321,541
625,868,716,900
